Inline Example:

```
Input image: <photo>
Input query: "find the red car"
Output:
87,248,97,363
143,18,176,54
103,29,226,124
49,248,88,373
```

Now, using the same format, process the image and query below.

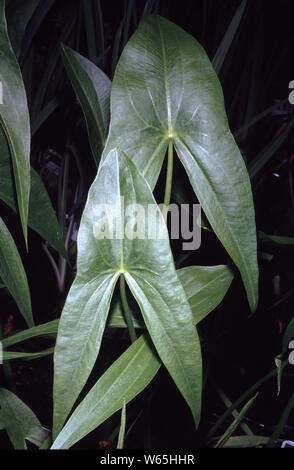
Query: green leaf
0,0,30,243
266,392,294,448
212,0,247,74
259,231,294,246
108,264,234,328
0,133,68,258
107,295,144,329
222,435,270,448
51,334,161,449
5,0,39,57
1,319,59,348
53,148,202,436
0,388,48,449
178,265,234,324
61,45,111,166
0,217,33,327
104,15,258,312
248,120,293,179
117,397,126,449
205,361,288,442
214,393,258,448
234,98,288,139
2,347,54,361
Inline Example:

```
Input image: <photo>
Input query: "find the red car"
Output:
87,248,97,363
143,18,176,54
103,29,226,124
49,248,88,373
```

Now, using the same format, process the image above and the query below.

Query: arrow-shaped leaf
0,0,30,242
104,15,258,311
53,147,202,437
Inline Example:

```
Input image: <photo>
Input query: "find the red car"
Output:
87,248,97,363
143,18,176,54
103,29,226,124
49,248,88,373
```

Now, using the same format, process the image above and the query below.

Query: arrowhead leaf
0,0,30,243
104,14,258,311
53,147,202,436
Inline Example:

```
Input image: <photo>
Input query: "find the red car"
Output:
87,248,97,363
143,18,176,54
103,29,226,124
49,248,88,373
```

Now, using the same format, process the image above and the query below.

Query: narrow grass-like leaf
214,393,258,448
0,388,48,449
248,120,293,179
2,347,54,361
117,397,126,449
0,0,30,242
259,231,294,246
51,334,161,449
212,0,247,74
19,0,56,64
82,0,97,62
105,15,258,311
2,319,59,348
0,217,33,327
205,361,288,441
32,11,76,116
61,45,111,165
266,392,294,448
214,384,253,436
234,98,288,139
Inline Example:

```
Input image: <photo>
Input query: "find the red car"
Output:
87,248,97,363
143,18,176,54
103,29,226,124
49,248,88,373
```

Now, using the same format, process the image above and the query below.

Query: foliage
0,0,293,449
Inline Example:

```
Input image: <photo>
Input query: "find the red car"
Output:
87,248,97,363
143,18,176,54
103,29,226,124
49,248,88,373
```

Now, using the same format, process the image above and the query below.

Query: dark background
0,0,294,448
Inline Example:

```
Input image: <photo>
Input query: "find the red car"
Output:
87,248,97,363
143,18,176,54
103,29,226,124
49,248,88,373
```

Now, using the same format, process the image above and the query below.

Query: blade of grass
234,98,288,138
117,398,126,449
94,0,105,67
214,384,254,436
19,0,56,65
212,0,247,75
82,0,97,62
248,120,294,179
1,319,59,348
32,11,76,116
214,393,258,448
2,347,54,361
111,20,123,79
205,360,288,441
122,0,134,48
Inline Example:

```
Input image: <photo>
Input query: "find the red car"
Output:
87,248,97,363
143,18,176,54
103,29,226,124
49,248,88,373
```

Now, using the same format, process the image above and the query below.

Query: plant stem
120,275,137,343
162,139,174,222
